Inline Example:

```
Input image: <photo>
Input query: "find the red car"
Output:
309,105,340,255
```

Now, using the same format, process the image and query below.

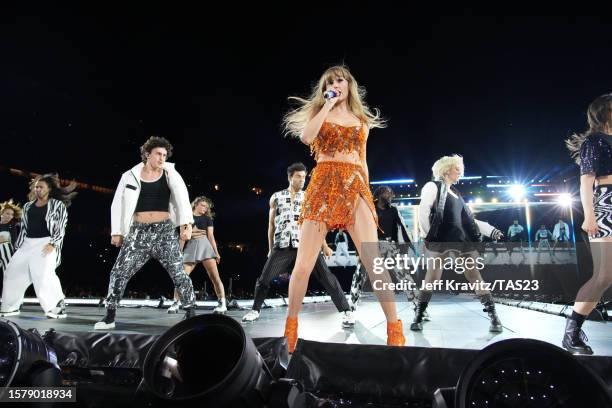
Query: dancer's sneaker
0,310,20,317
46,300,67,319
94,309,116,330
167,300,181,314
341,310,355,328
242,310,260,322
213,299,227,314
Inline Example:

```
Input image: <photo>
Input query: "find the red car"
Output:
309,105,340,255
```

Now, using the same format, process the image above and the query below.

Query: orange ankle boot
387,319,405,346
284,316,298,353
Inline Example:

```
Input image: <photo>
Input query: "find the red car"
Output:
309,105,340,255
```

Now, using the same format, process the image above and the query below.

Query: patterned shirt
272,189,303,249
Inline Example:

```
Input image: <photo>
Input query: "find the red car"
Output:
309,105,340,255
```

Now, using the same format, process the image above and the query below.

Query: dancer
242,163,355,328
416,155,504,332
348,186,422,313
563,93,612,354
94,136,197,330
0,174,76,318
168,196,227,314
506,220,527,263
333,229,350,266
0,200,22,273
552,218,572,253
282,65,404,352
535,224,554,264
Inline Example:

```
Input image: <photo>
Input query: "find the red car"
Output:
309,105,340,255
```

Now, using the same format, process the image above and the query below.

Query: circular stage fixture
0,319,61,394
140,313,274,407
455,338,612,408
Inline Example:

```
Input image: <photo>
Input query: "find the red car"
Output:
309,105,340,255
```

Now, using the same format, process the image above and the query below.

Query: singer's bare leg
287,220,328,317
346,197,398,323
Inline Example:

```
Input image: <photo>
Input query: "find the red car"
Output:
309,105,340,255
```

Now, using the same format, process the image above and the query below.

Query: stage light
0,319,62,394
140,314,278,407
557,193,572,207
508,184,526,201
450,339,612,408
475,198,483,204
491,198,498,203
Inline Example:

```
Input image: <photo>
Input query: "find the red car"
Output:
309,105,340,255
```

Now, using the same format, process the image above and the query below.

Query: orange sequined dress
299,121,378,230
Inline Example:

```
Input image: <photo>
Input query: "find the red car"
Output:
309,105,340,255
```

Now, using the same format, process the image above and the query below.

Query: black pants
252,248,350,312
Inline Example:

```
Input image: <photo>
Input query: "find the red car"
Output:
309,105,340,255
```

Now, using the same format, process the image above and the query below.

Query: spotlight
0,319,62,394
557,193,572,207
139,314,280,407
508,185,526,201
475,198,483,204
448,338,612,408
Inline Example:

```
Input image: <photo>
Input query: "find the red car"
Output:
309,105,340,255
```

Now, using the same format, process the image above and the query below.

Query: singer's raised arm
300,101,334,145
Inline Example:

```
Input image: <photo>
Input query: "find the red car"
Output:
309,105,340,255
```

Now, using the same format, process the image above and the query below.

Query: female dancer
0,174,76,318
564,93,612,354
282,65,404,352
169,196,226,313
417,155,504,332
0,200,22,273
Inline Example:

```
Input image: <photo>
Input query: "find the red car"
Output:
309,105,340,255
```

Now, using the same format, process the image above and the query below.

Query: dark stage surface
6,294,612,356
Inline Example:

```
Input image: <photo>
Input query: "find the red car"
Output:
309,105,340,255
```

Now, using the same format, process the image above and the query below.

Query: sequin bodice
310,121,366,161
580,133,612,177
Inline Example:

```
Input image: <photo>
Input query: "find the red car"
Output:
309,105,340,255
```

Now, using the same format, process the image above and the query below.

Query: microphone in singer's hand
324,90,338,100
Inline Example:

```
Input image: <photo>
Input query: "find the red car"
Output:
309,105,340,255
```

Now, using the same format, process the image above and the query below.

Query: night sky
1,7,610,295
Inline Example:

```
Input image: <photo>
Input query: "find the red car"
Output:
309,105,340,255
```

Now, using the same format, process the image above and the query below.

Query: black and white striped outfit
1,199,68,313
593,185,612,238
0,223,19,271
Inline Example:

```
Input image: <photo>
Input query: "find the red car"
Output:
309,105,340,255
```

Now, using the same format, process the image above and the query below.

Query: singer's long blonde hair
282,65,385,138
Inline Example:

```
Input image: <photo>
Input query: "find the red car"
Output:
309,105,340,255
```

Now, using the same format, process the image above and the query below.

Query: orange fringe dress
299,121,378,230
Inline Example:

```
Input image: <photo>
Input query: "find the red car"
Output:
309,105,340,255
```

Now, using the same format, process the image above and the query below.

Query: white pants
1,237,65,313
334,242,350,266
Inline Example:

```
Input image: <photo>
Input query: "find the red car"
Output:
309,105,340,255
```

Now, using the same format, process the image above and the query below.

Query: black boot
183,306,197,320
480,295,503,333
410,302,429,331
562,318,593,355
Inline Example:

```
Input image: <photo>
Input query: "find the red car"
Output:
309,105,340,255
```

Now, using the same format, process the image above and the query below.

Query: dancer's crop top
310,121,366,161
135,173,171,213
580,133,612,177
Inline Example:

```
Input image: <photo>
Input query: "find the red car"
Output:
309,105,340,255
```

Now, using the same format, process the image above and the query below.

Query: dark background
1,6,609,298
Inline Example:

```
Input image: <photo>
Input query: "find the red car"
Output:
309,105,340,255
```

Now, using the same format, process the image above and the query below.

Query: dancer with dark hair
348,186,422,313
95,136,197,329
242,162,354,327
0,174,76,318
282,66,404,352
535,224,554,264
0,200,22,273
563,93,612,354
168,196,227,314
416,155,504,333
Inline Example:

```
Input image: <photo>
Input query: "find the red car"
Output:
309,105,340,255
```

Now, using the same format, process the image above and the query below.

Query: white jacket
110,162,194,236
553,221,570,240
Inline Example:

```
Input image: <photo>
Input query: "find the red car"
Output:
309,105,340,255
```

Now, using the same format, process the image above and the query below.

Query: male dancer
506,219,527,263
94,136,197,329
242,163,355,327
348,186,422,312
535,224,554,264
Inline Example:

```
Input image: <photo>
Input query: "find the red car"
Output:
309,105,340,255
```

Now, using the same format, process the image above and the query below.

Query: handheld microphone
323,90,338,100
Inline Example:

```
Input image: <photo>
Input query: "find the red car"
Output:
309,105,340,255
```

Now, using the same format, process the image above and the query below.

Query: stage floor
4,294,611,356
